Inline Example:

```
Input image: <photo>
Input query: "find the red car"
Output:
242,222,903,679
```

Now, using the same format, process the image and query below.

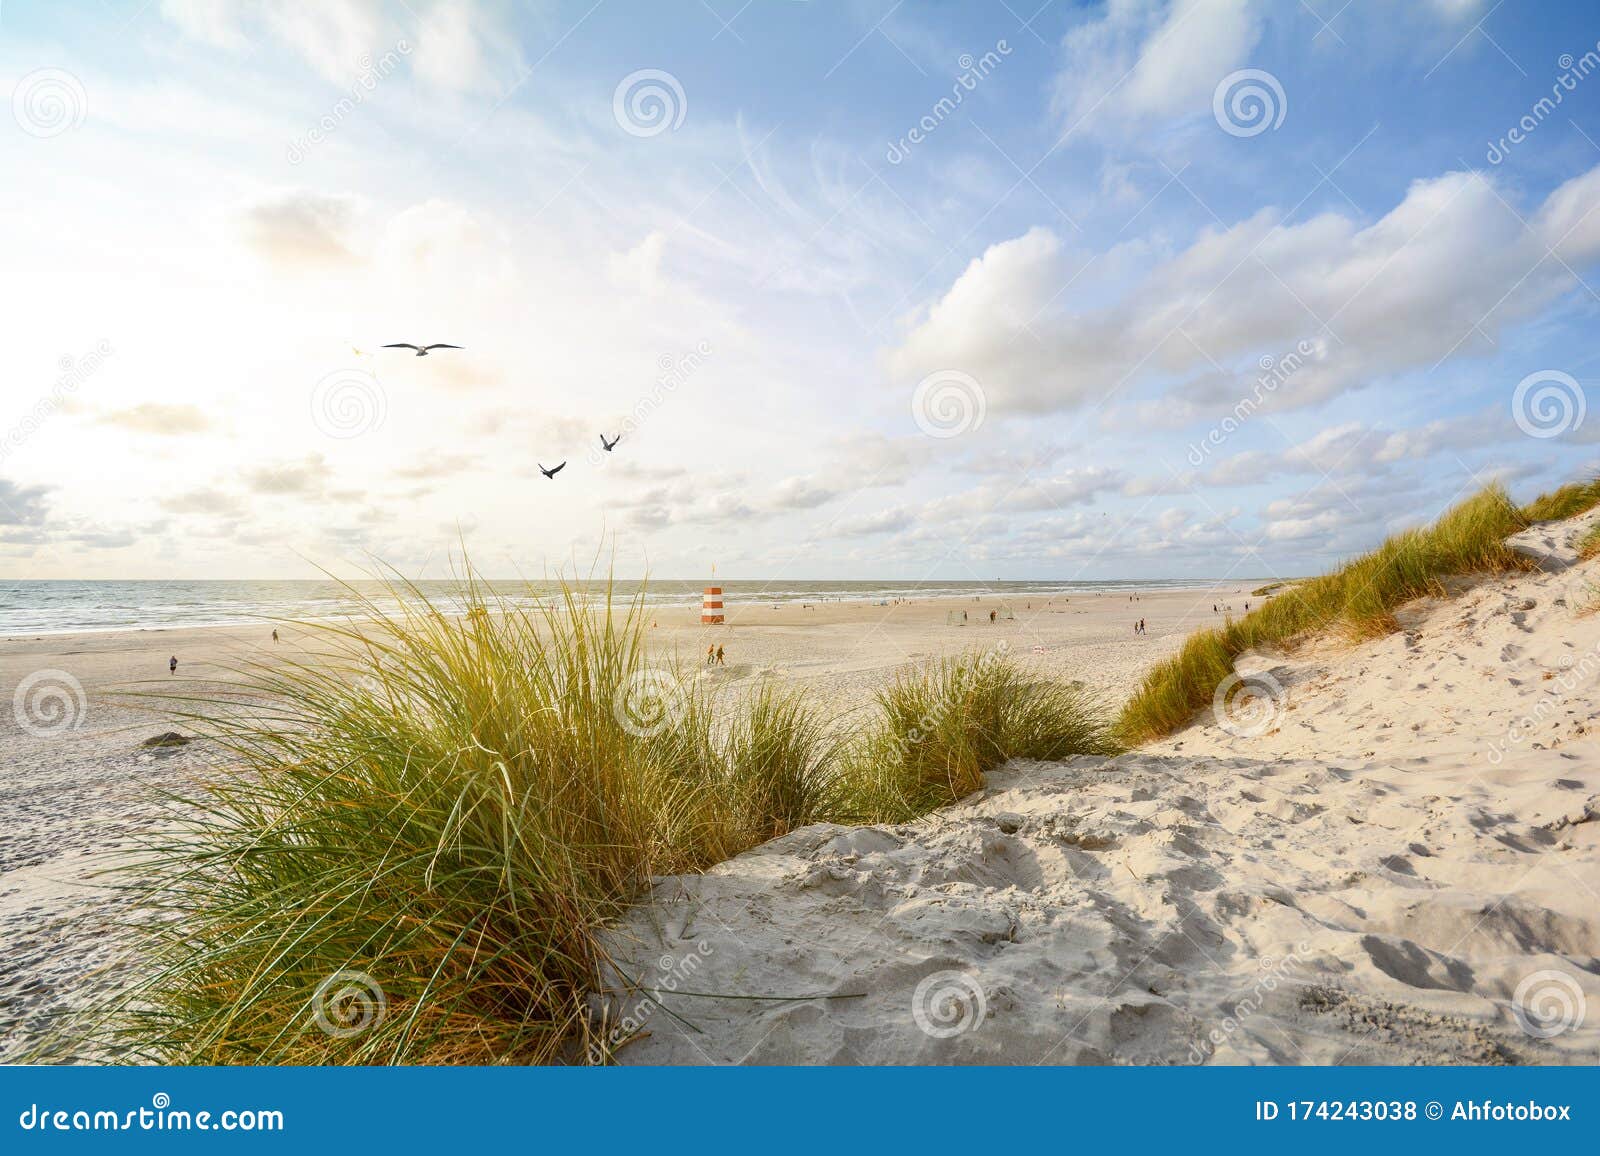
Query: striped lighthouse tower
701,586,724,625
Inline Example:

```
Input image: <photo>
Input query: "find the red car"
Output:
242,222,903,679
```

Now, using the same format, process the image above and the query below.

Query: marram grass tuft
74,571,1115,1064
1117,483,1532,744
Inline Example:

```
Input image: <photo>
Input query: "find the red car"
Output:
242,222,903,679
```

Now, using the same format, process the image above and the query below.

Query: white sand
597,515,1600,1064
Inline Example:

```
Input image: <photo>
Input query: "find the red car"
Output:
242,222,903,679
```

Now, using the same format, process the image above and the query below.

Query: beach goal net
996,605,1016,620
945,609,968,625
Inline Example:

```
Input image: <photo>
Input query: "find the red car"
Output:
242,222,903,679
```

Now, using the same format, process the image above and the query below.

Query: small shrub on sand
841,650,1117,822
1118,484,1531,743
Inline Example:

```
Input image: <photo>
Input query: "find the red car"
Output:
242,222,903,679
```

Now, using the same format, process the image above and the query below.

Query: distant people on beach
168,655,178,675
271,629,279,642
715,645,725,666
706,644,715,665
989,609,997,623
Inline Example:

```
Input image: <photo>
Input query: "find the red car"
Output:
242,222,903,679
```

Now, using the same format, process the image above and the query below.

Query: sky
1,0,1598,584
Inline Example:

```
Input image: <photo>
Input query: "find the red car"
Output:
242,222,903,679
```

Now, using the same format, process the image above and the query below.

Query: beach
596,512,1600,1064
7,534,1599,1065
0,583,1249,1059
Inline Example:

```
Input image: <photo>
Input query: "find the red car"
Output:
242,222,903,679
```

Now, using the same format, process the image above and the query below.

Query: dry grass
839,649,1117,822
1578,522,1600,562
1522,477,1600,523
1117,484,1532,743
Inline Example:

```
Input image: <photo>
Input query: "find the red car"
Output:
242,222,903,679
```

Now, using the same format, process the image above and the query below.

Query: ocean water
0,577,1234,637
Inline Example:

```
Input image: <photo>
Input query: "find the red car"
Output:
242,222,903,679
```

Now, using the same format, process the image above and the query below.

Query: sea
0,578,1241,637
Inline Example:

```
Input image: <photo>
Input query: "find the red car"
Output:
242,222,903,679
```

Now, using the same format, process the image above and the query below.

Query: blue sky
1,0,1598,582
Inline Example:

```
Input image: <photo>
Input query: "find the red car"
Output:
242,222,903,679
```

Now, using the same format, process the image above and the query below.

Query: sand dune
599,513,1600,1064
0,586,1240,1060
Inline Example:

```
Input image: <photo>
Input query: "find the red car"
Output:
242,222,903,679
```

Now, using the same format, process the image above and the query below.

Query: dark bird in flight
382,343,462,357
600,433,620,452
538,461,566,479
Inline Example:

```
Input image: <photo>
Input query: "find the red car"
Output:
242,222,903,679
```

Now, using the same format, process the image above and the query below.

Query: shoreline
0,580,1271,641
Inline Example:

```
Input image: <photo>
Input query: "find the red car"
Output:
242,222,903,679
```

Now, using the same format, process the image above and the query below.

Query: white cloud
160,0,520,93
95,404,214,435
238,190,362,267
608,232,668,295
888,165,1600,420
835,506,915,537
771,476,838,510
0,478,51,528
409,0,525,95
1052,0,1263,132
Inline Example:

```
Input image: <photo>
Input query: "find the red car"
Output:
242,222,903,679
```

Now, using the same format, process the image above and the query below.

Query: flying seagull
538,461,566,479
381,343,462,357
600,433,620,452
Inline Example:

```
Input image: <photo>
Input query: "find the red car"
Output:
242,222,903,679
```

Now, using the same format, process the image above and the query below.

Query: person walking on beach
1139,617,1145,635
989,609,996,623
271,629,279,642
715,645,725,666
707,644,715,665
168,655,178,675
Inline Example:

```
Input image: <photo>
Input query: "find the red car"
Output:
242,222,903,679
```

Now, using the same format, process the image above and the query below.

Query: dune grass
839,649,1118,822
79,573,1112,1065
1521,477,1600,523
1577,522,1600,561
726,684,844,840
1117,484,1532,743
82,577,746,1064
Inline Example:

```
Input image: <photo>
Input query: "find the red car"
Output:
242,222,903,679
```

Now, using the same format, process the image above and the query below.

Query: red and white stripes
701,586,724,624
